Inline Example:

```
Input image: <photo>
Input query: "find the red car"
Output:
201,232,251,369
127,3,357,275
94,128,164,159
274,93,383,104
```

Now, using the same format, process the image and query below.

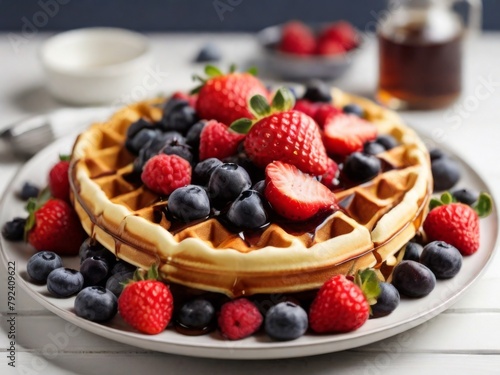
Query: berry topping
194,65,269,125
226,190,269,231
2,217,26,241
199,120,245,161
424,192,493,256
342,152,381,183
162,138,193,164
402,241,424,262
141,154,192,196
167,185,211,222
371,282,400,318
420,241,462,279
265,161,338,221
319,158,340,190
431,154,461,191
48,155,71,202
106,271,134,298
26,251,63,283
452,188,479,206
118,266,173,335
342,103,365,118
185,120,207,153
322,113,377,156
25,198,86,256
126,118,154,139
193,158,223,185
293,99,320,118
232,88,329,175
302,80,332,103
79,238,116,266
111,260,137,276
264,302,308,341
279,21,316,56
312,103,341,128
309,274,371,333
47,268,84,298
194,43,222,63
218,298,263,340
80,256,109,286
392,260,436,298
207,163,252,207
126,128,158,156
18,182,40,201
75,286,118,322
376,135,398,150
161,99,198,134
177,298,216,330
363,141,386,155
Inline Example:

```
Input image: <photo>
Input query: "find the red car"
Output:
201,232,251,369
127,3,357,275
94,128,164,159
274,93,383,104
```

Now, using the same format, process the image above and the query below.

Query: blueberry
252,180,266,195
185,120,207,152
79,238,116,267
431,157,460,191
429,148,445,161
19,182,40,200
110,260,136,276
80,256,109,286
452,188,479,206
376,135,398,150
161,101,198,134
420,241,462,279
403,241,423,262
27,251,63,283
343,152,381,183
162,139,193,163
343,103,365,117
194,43,222,63
167,185,211,222
194,158,223,185
177,298,215,329
371,282,400,318
74,286,117,322
207,163,252,207
2,217,26,241
126,118,154,139
264,302,308,341
226,190,269,231
363,141,386,155
392,260,436,298
105,271,134,297
302,80,332,103
47,268,84,298
125,128,157,155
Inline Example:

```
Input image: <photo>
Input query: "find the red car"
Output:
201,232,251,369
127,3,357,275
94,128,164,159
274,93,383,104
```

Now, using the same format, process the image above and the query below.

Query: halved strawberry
313,103,341,128
264,161,338,221
323,113,377,156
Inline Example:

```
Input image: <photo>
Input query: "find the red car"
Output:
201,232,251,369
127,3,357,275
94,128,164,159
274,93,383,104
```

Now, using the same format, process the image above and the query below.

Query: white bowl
257,24,361,81
40,28,152,105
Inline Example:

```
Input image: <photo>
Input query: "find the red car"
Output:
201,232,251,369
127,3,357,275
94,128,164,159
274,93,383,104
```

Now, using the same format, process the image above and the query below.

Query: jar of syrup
377,0,482,110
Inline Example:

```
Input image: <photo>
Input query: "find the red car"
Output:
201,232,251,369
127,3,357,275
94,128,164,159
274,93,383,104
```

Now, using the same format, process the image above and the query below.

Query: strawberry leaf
429,198,443,210
441,191,453,204
204,65,223,78
473,192,493,218
249,95,271,118
271,87,295,112
355,269,381,306
229,63,237,73
246,66,258,76
59,154,71,162
230,118,253,134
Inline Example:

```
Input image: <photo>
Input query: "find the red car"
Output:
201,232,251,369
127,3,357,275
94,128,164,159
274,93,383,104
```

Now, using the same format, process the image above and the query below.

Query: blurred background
0,0,499,31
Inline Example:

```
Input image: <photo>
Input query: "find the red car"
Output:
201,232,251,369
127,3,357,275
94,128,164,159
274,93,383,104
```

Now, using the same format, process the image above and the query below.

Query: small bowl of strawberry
258,20,362,80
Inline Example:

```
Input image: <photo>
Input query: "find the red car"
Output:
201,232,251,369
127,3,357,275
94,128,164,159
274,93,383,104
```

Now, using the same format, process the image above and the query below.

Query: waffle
69,89,432,298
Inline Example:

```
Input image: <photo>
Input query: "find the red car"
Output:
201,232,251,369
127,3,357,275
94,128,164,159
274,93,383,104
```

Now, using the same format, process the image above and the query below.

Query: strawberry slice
264,161,338,221
323,113,377,156
313,103,341,128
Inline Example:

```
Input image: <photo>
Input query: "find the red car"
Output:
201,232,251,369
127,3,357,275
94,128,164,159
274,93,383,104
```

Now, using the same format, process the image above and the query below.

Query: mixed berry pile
1,66,493,341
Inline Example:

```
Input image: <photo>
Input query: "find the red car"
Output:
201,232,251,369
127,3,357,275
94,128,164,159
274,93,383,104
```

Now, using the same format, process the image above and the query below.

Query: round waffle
69,89,432,297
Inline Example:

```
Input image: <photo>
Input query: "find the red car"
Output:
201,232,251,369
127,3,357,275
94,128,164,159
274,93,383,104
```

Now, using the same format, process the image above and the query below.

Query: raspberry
141,154,191,195
218,298,263,340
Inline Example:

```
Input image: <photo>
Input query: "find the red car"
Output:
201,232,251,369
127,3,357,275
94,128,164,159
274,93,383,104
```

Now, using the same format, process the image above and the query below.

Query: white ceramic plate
0,135,498,360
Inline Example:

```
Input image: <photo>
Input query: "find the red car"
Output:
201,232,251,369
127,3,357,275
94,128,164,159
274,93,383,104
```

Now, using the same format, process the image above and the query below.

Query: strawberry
199,120,245,161
231,88,329,175
141,154,191,196
293,99,320,119
118,266,173,335
423,192,493,256
318,21,359,51
316,38,346,56
279,21,316,55
264,161,338,221
313,103,341,128
309,269,380,333
194,65,269,125
319,158,340,190
26,198,86,256
323,113,377,156
48,155,71,202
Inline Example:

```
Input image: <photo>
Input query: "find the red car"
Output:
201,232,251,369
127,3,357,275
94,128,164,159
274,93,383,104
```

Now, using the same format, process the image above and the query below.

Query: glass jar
377,0,482,110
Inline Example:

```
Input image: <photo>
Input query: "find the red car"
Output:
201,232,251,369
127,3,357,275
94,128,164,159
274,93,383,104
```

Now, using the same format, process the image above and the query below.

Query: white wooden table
1,32,500,374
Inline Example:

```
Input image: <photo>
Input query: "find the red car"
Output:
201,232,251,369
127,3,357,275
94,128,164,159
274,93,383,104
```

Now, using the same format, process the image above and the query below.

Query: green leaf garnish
230,118,253,134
